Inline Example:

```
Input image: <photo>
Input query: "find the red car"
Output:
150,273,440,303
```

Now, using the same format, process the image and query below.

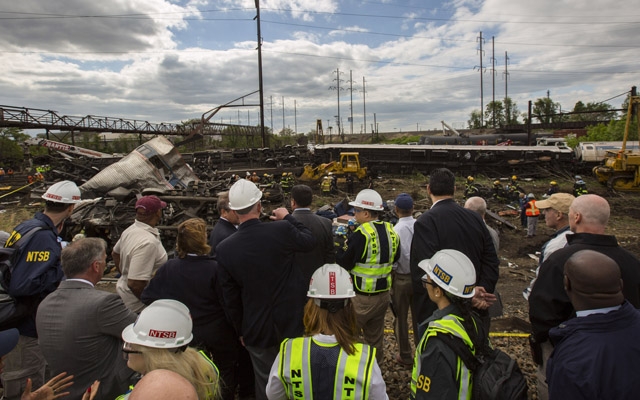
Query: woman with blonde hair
265,264,388,399
120,299,220,399
142,218,250,400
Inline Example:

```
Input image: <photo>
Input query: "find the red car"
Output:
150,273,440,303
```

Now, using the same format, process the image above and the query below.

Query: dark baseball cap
0,328,19,357
135,195,167,214
395,193,414,210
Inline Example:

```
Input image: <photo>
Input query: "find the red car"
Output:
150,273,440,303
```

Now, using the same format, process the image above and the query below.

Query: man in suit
410,168,500,339
290,184,335,284
216,179,315,400
208,191,239,259
36,238,138,400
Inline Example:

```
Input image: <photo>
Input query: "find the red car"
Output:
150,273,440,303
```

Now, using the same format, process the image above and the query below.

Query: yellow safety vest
350,221,399,293
278,337,376,400
411,314,475,400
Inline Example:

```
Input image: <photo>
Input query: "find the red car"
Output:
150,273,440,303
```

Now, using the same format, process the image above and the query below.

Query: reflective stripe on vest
199,350,220,400
278,337,375,400
525,200,540,216
411,314,475,400
350,221,399,293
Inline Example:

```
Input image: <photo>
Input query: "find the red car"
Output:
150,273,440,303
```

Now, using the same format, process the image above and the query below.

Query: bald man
464,196,499,252
129,370,197,400
528,194,640,400
546,250,640,399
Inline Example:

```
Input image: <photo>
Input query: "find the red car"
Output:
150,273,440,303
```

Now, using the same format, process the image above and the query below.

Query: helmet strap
316,299,348,313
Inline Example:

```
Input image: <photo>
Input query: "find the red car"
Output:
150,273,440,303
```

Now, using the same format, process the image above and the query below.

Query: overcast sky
1,0,638,136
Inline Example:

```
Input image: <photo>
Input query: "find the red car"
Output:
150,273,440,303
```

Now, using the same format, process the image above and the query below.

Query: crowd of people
1,169,639,400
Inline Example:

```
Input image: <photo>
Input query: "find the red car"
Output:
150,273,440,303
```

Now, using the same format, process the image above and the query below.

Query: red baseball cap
135,195,167,214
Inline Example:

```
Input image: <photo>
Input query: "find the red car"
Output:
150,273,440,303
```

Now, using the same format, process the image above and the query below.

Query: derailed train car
312,143,575,176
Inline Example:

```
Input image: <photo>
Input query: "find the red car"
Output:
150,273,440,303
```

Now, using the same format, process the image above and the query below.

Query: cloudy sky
1,0,638,136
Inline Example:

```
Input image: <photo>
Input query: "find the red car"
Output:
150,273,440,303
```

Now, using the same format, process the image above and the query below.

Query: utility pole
503,51,510,123
255,0,266,146
270,95,273,135
294,100,297,134
362,77,367,136
491,36,496,128
475,31,485,127
349,70,354,135
282,96,285,134
329,69,344,137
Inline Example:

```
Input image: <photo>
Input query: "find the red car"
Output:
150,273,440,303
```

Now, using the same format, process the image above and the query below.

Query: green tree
467,110,483,128
484,101,505,128
532,97,561,123
0,128,30,168
569,101,616,122
503,97,520,124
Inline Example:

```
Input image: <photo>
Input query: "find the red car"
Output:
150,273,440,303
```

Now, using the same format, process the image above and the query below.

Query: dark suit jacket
36,280,138,400
208,218,237,259
217,215,315,348
291,209,335,284
410,198,500,325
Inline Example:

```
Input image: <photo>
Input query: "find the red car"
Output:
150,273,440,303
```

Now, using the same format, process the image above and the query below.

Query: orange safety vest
525,199,540,217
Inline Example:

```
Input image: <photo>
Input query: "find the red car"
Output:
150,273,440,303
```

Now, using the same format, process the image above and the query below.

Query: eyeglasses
421,277,438,288
122,343,142,360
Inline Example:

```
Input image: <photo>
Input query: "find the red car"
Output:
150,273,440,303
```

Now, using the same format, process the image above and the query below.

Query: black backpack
436,333,528,400
0,227,44,329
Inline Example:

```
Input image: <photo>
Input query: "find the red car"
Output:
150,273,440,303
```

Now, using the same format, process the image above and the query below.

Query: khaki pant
535,341,554,400
0,335,46,400
352,291,390,364
391,274,414,362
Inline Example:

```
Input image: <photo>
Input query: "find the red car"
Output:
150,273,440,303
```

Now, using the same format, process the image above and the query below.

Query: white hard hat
228,179,263,210
122,299,193,349
418,249,476,298
527,193,535,199
41,180,81,204
308,264,356,299
349,189,384,211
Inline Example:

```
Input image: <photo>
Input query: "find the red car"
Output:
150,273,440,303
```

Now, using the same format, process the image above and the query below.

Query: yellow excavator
298,152,368,182
593,94,640,191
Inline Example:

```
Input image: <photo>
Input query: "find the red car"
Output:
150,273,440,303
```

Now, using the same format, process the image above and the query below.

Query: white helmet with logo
418,249,476,298
228,179,263,210
41,180,81,204
349,189,384,211
121,299,193,349
308,264,355,312
308,264,356,299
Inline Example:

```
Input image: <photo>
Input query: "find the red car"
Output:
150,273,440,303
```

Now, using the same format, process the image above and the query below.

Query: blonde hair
303,298,358,355
138,346,221,400
176,218,211,258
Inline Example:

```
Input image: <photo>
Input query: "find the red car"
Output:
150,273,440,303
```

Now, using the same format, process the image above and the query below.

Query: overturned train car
312,144,575,176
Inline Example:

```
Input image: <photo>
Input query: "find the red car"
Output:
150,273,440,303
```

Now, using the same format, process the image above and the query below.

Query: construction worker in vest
321,176,332,195
265,264,388,399
525,193,540,238
336,189,400,364
280,172,291,193
411,250,488,400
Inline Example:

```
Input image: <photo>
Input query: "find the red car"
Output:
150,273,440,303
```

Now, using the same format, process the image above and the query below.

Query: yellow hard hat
511,175,517,180
493,180,500,185
550,181,557,185
282,172,287,177
467,176,474,182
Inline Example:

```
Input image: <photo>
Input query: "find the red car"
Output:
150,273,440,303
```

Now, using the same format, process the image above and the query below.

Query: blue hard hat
347,219,356,226
336,226,348,236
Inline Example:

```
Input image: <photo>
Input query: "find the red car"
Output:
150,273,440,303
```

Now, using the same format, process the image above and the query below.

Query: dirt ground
1,173,637,399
